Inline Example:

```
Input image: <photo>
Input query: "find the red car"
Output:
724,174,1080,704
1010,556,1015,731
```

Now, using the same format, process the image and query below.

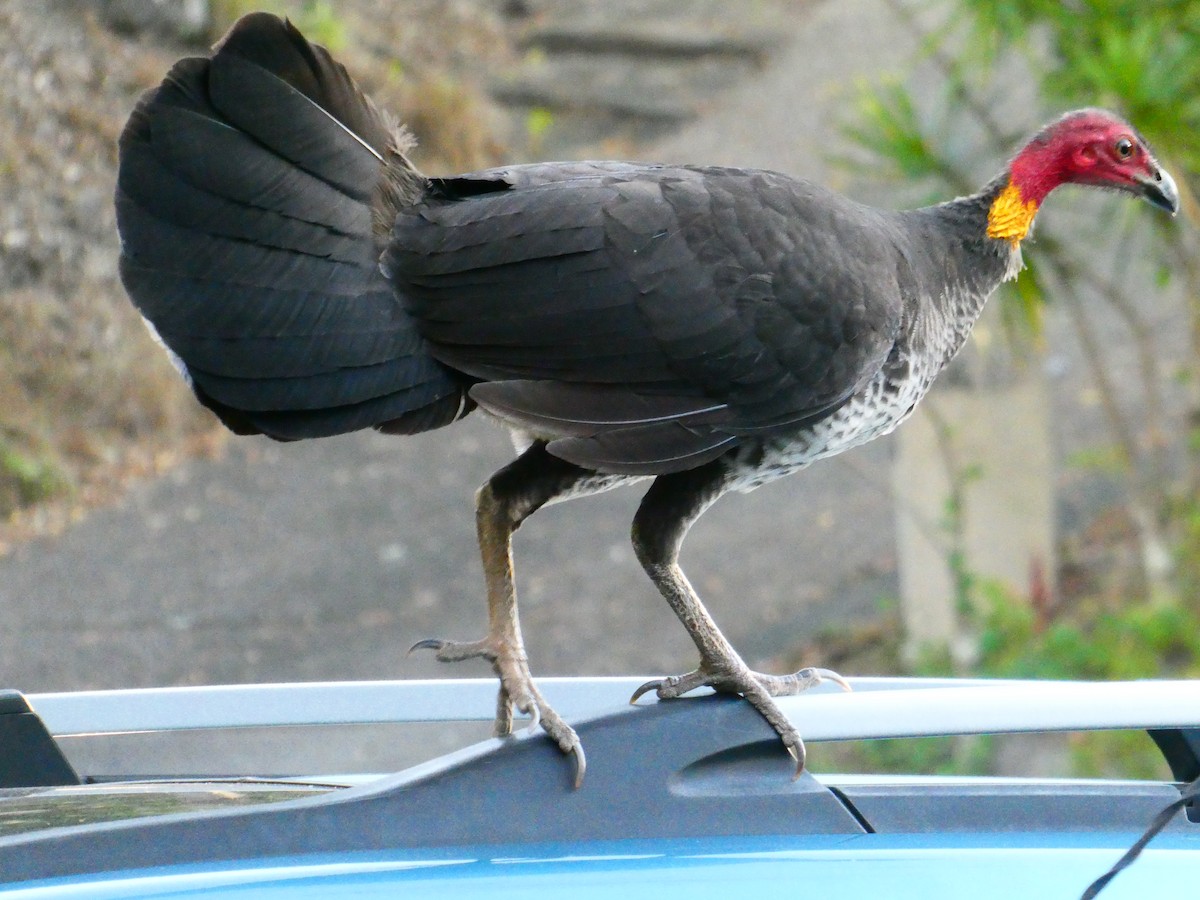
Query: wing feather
471,380,727,435
548,426,739,475
385,165,902,471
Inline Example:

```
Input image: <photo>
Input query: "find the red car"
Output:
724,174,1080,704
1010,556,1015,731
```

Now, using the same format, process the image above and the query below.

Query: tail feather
119,210,374,302
211,12,393,160
132,101,370,236
119,272,412,376
188,354,450,413
116,13,466,439
197,384,465,441
118,136,366,264
123,57,370,235
208,51,383,203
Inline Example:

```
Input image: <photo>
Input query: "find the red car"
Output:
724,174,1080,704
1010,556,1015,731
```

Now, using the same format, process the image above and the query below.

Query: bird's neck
985,179,1041,246
944,172,1030,278
896,176,1026,368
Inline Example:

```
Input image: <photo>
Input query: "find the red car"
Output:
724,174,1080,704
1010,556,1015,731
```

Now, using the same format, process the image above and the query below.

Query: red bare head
1008,108,1178,213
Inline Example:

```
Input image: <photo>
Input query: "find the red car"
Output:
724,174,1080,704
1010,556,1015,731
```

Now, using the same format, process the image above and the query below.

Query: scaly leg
628,462,849,774
412,442,629,787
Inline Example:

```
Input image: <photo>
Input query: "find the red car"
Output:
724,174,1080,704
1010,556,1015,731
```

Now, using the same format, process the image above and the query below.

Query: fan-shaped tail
116,12,468,439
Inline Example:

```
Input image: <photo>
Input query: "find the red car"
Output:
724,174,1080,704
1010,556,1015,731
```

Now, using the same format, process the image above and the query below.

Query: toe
629,671,711,703
531,704,585,788
756,665,851,696
408,637,497,664
493,683,515,737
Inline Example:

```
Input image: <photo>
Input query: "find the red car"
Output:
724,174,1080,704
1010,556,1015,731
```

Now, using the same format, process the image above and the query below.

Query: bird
115,13,1179,787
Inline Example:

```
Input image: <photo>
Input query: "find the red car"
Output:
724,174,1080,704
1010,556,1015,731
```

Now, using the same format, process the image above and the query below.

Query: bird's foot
629,664,851,775
409,637,586,787
751,666,852,696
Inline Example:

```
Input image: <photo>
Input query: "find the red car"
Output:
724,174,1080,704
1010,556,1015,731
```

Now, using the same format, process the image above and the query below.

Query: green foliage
0,438,67,515
840,78,957,191
1070,730,1172,780
896,577,1200,777
840,0,1200,333
815,734,994,776
293,1,347,52
1172,491,1200,605
973,586,1200,681
1066,444,1130,476
973,583,1200,777
834,0,1200,780
525,107,555,153
1003,255,1047,340
958,0,1200,176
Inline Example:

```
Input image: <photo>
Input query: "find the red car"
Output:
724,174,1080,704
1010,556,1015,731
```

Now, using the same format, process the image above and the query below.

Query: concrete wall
894,376,1056,659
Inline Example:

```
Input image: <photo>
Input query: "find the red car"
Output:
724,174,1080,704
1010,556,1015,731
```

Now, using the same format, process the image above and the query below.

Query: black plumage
117,19,463,439
388,167,906,474
116,13,1178,783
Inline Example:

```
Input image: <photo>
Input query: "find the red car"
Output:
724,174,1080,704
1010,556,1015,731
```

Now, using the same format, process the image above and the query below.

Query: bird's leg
628,463,848,774
411,442,592,785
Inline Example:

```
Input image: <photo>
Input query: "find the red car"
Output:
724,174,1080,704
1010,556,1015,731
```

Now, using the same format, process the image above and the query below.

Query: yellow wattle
986,182,1039,246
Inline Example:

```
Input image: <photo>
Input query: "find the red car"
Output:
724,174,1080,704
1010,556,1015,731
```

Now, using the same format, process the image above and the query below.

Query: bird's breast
726,346,940,493
726,274,1000,494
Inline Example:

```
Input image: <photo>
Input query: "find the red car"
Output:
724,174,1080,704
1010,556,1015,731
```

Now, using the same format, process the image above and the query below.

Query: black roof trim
0,691,79,789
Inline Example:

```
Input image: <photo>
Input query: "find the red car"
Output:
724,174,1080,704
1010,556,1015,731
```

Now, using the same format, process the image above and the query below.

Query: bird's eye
1115,137,1134,159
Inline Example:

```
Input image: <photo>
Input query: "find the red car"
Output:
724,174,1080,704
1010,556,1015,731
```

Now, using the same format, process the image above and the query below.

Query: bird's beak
1137,165,1180,216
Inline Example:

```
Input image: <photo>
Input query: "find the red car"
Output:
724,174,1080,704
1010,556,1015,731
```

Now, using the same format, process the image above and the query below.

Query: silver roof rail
26,677,1200,741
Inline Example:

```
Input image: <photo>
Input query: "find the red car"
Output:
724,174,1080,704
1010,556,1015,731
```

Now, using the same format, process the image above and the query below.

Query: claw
788,736,807,779
570,743,587,789
808,667,852,692
629,678,661,705
407,638,444,656
811,667,849,696
523,698,542,735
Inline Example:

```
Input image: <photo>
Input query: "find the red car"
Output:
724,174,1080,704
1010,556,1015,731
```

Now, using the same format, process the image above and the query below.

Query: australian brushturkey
116,13,1179,785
